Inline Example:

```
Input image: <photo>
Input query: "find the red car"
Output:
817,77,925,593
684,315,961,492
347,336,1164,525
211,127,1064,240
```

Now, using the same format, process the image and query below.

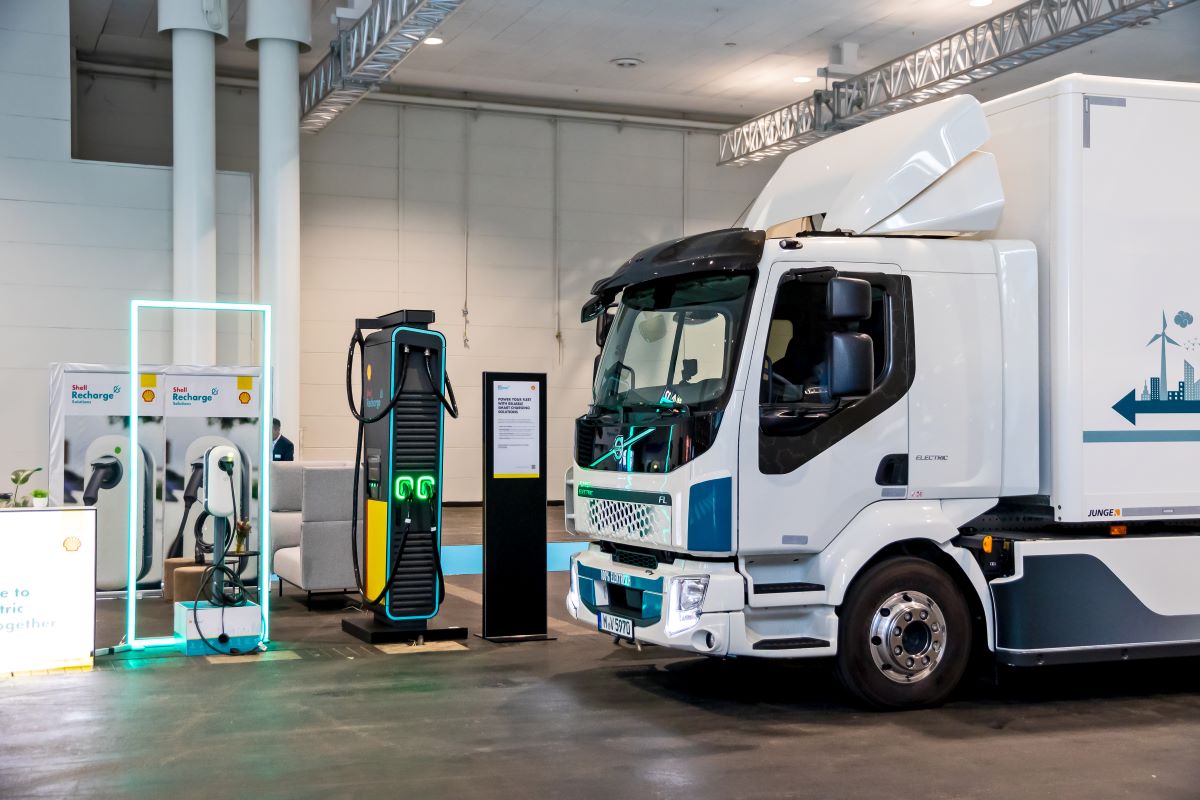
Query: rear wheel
835,557,971,709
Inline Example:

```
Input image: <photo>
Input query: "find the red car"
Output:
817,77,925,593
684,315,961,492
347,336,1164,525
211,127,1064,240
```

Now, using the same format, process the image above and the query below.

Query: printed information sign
492,380,540,478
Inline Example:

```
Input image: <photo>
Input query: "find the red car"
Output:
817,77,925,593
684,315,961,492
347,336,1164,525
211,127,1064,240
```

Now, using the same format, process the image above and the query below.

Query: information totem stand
481,373,551,643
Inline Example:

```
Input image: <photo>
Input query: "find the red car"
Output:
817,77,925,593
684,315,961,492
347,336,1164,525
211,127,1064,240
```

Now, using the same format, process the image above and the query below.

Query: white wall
0,1,254,491
72,59,776,502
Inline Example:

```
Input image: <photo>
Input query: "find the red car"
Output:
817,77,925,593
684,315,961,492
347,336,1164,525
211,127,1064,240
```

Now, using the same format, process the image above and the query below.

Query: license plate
598,612,634,641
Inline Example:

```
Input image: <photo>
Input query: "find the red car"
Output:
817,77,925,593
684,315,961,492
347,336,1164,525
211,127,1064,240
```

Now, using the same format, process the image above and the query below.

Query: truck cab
565,76,1200,708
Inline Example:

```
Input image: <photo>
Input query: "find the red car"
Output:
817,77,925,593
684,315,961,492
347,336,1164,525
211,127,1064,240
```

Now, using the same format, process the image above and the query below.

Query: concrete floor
4,513,1200,798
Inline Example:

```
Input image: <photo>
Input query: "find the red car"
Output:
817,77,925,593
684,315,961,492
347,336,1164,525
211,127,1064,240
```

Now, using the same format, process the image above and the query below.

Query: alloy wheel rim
867,590,947,684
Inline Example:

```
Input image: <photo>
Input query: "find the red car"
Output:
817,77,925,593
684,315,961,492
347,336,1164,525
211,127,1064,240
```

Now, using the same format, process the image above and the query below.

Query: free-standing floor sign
0,508,97,676
481,373,551,642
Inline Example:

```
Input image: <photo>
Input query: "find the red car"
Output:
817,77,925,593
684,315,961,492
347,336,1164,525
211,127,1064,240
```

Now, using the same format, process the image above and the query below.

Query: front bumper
566,544,838,658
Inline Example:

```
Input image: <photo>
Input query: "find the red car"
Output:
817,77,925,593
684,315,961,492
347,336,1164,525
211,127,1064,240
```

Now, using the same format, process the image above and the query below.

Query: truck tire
835,557,971,709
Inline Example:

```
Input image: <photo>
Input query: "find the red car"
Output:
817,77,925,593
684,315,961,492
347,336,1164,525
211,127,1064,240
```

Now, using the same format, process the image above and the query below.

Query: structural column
158,0,228,365
247,0,311,449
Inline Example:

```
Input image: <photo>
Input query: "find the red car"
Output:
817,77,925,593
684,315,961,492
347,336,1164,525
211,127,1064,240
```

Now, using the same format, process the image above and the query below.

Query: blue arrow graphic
1112,390,1200,425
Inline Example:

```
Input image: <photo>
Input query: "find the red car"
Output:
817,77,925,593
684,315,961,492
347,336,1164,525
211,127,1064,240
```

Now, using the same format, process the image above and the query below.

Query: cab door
737,260,913,558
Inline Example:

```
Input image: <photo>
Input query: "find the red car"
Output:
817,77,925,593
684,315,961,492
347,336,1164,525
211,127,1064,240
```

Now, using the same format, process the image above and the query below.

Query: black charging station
342,309,467,645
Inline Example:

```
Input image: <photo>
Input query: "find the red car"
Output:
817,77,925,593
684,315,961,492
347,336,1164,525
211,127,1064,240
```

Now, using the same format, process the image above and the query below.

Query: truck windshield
593,273,753,411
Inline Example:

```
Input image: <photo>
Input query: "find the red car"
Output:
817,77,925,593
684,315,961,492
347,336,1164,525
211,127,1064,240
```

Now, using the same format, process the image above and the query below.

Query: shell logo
63,536,81,553
141,389,155,403
238,391,252,405
367,364,373,381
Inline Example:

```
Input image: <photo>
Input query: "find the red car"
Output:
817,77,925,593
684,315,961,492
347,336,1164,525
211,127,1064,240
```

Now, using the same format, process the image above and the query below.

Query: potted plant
30,489,49,508
2,468,43,508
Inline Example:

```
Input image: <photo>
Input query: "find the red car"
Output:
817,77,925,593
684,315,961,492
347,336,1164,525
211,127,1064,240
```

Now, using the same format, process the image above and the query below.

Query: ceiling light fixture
793,76,813,84
610,57,644,68
969,0,993,7
425,36,444,44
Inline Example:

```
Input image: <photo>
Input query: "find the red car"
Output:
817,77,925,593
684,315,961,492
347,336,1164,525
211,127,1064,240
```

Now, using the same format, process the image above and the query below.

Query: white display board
491,380,540,478
0,508,96,674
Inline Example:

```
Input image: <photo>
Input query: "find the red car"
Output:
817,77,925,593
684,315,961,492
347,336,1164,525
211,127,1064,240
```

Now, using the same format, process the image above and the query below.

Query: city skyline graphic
1113,310,1200,425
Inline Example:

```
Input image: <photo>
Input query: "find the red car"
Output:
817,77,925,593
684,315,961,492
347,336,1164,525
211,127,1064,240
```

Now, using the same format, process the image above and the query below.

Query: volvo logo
613,435,631,469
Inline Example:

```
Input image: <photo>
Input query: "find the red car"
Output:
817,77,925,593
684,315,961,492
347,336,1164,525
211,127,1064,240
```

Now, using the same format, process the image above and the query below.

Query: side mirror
828,277,872,320
581,295,606,323
828,332,874,397
595,308,615,348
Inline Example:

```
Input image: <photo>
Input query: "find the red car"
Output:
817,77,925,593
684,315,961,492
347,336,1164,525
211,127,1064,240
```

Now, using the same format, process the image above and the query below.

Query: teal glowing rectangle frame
127,300,273,650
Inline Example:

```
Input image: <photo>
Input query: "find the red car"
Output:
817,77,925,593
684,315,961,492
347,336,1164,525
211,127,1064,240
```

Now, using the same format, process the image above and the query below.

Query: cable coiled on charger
191,469,260,657
346,330,412,606
345,327,453,613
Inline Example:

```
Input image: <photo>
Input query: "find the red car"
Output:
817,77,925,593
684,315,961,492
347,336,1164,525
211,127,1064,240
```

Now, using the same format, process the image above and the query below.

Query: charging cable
423,349,459,419
167,462,204,560
345,328,457,613
345,331,412,604
191,462,262,657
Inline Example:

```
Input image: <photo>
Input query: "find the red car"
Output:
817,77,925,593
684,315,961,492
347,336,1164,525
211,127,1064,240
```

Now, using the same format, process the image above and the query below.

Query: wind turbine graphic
1147,310,1180,399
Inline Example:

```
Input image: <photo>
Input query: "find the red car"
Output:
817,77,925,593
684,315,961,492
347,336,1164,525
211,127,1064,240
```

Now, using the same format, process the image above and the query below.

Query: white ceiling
71,0,1200,120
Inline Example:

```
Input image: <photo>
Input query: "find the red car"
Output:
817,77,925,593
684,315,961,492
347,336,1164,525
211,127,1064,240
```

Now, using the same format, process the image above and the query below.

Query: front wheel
835,557,972,709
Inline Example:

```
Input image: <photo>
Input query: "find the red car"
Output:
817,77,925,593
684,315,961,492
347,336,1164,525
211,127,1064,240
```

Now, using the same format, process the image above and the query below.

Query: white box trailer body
985,75,1200,523
563,75,1200,708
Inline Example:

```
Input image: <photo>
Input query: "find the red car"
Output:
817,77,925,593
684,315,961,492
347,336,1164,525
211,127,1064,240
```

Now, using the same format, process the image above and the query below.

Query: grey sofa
270,462,361,603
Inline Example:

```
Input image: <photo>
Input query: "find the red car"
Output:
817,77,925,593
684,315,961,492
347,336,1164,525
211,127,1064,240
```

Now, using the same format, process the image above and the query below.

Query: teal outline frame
384,325,445,621
127,300,273,649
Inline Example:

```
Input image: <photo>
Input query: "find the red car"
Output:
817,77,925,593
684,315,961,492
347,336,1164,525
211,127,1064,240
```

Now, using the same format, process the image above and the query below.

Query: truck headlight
665,575,709,636
569,552,580,599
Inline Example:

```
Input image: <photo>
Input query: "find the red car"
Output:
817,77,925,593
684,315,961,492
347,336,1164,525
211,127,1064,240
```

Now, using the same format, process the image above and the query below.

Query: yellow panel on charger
366,499,388,601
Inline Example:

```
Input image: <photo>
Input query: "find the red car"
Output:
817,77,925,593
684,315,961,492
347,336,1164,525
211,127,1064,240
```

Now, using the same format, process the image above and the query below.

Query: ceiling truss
300,0,463,134
719,0,1197,165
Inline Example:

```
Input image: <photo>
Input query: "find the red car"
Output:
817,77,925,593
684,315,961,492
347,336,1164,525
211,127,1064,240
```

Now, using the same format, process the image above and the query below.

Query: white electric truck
564,75,1200,708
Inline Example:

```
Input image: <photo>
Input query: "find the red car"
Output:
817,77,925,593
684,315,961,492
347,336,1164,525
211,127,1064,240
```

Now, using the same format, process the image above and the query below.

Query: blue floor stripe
441,542,587,576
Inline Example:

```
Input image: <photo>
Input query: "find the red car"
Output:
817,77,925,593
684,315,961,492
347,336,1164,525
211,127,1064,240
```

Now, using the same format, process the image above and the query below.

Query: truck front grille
613,547,658,570
587,498,654,539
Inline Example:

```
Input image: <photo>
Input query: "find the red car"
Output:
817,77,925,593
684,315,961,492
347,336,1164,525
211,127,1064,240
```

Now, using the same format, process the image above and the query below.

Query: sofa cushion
270,462,304,512
273,546,303,587
270,510,302,553
299,520,360,591
302,465,356,523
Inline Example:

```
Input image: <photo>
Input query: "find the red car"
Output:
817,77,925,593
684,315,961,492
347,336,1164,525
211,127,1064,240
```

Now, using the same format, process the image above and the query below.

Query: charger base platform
174,600,262,656
341,613,468,645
